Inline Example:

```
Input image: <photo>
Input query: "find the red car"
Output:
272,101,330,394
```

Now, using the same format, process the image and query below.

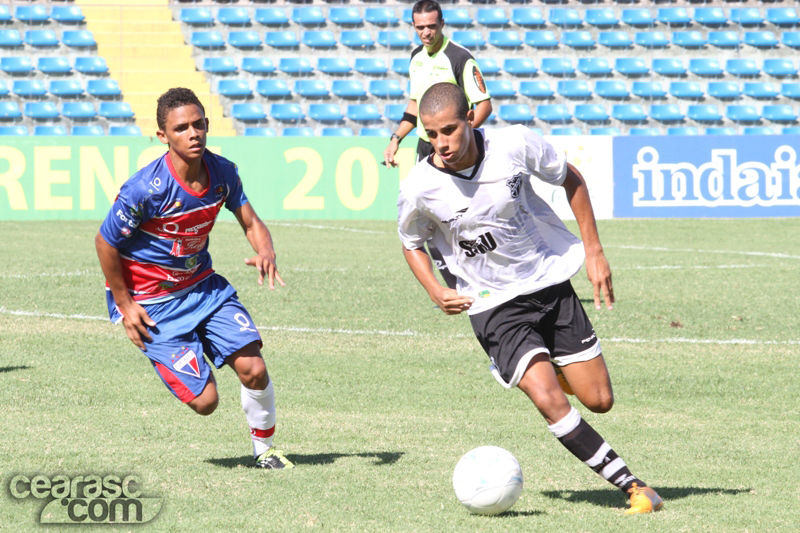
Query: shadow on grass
206,451,404,469
542,486,752,509
497,509,545,517
0,365,32,374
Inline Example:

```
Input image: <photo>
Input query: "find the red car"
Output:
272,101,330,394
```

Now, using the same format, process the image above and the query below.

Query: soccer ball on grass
452,446,524,515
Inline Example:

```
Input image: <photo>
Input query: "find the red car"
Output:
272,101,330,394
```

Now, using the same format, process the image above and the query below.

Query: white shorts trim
552,341,603,367
489,348,550,389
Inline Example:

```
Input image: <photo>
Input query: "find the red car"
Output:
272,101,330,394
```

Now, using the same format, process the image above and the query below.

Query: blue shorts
110,275,263,403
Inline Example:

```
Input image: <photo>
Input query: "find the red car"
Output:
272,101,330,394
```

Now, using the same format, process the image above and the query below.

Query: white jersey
397,125,586,315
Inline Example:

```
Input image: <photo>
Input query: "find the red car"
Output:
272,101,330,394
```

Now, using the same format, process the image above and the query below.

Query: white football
452,446,524,515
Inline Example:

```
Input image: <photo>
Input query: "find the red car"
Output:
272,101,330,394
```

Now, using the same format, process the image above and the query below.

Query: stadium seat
632,81,667,99
318,58,351,75
687,104,723,123
62,102,96,120
615,58,649,77
595,80,629,100
24,102,59,120
329,7,362,27
557,80,592,99
477,8,510,27
292,7,325,27
279,58,313,75
452,31,485,49
402,9,413,25
518,81,554,99
763,59,798,79
99,102,135,120
783,127,800,134
489,31,522,49
743,82,779,100
179,8,213,26
354,58,388,76
541,58,575,77
366,7,399,26
322,127,354,137
203,57,237,74
303,31,337,49
598,31,633,49
270,103,303,122
726,105,760,124
0,81,8,98
0,29,22,48
503,58,537,77
341,30,374,49
524,31,558,49
744,31,779,49
590,127,620,135
283,127,314,137
377,31,411,48
670,81,704,100
549,8,582,28
476,58,500,76
255,8,289,27
256,79,291,99
435,9,470,27
369,79,404,99
708,82,741,101
485,80,515,98
667,127,699,136
562,31,595,50
512,8,546,28
72,125,104,136
86,79,121,99
347,104,382,123
244,128,277,137
24,30,59,48
332,80,367,99
309,104,344,122
50,80,84,98
708,31,740,50
653,58,687,77
34,125,67,136
109,125,142,136
13,80,47,98
498,104,534,123
672,31,706,49
693,7,727,28
0,102,22,121
726,59,760,78
578,58,612,77
621,8,654,29
266,31,299,49
782,32,800,49
635,31,669,49
1,57,34,75
730,8,763,28
384,104,405,122
585,8,619,29
0,6,9,24
63,31,96,49
705,127,736,135
650,104,684,123
766,8,800,28
217,8,250,26
743,127,775,135
391,58,410,76
15,5,49,24
551,127,582,136
656,7,692,27
229,31,262,49
360,127,392,137
38,57,72,76
781,83,800,100
575,104,609,123
612,104,648,124
689,58,724,78
191,31,225,49
629,128,660,136
242,58,276,75
217,80,252,98
762,105,797,123
295,80,329,99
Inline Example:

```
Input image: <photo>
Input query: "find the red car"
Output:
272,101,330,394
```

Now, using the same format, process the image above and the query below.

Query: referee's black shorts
416,138,434,162
469,281,602,389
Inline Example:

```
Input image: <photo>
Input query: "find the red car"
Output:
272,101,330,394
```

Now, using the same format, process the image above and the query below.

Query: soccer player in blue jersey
95,88,293,469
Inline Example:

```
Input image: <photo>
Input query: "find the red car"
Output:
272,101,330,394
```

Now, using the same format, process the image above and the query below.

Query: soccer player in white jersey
397,83,664,514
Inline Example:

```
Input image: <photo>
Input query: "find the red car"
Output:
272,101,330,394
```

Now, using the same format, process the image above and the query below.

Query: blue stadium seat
632,81,667,99
612,104,648,124
332,80,367,99
0,102,22,120
519,81,554,99
13,80,46,98
38,57,71,75
270,103,303,122
585,8,618,29
203,57,237,74
255,8,289,27
35,125,68,136
650,104,684,123
347,104,382,123
329,7,362,27
762,104,797,123
708,31,740,50
693,7,727,28
50,80,84,98
442,8,472,26
0,6,9,24
598,31,633,49
688,104,723,123
541,58,575,77
292,7,325,27
74,57,108,75
782,83,800,100
744,31,778,49
476,58,500,76
303,31,337,49
377,31,411,48
558,80,592,99
15,5,48,24
485,80,515,98
562,31,595,50
667,127,699,136
782,32,800,49
477,8,510,27
726,59,760,78
384,104,405,122
595,80,629,100
726,105,760,124
656,7,692,27
503,58,537,77
743,82,779,100
590,127,621,135
708,82,741,100
62,102,96,120
575,104,609,123
191,31,225,49
537,104,572,124
498,104,534,123
309,104,344,122
229,31,262,49
63,31,96,48
318,58,351,75
512,8,546,28
179,8,213,26
635,31,669,49
549,8,582,28
730,8,763,28
744,127,775,135
86,79,120,98
72,125,104,136
578,58,612,77
524,31,558,49
341,30,374,49
218,8,250,26
629,128,661,136
689,58,724,77
621,8,654,29
322,128,354,137
99,102,134,120
242,57,276,75
402,9,413,26
266,31,299,49
217,80,252,98
391,58,409,76
452,31,485,49
1,57,34,75
366,7,399,26
766,8,800,28
360,127,392,137
295,80,328,99
0,81,8,97
244,128,277,137
354,58,387,76
24,30,59,48
0,29,22,48
369,79,404,98
489,31,522,49
783,127,800,134
283,127,314,137
615,58,648,77
256,79,291,99
652,58,687,77
551,127,583,136
109,125,142,136
763,59,798,79
24,102,59,120
672,31,706,49
279,58,313,75
705,127,736,135
670,81,704,100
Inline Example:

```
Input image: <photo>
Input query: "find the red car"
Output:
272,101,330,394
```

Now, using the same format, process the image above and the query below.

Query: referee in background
384,0,492,288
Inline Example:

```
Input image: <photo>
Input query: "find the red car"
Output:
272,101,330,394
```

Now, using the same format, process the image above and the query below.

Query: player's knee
240,359,267,390
189,393,219,416
586,391,614,414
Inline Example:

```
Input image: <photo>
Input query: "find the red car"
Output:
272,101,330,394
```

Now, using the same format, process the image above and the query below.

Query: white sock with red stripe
241,380,276,458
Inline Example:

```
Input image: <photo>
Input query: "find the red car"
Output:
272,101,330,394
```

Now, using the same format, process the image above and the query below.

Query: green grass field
1,218,799,532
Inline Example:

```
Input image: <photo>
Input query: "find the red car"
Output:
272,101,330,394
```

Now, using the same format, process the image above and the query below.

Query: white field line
1,307,798,345
265,221,390,235
611,245,800,261
0,270,98,279
615,264,765,271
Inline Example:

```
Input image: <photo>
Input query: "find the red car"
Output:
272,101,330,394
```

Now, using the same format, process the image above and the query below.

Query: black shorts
469,281,602,389
416,138,433,162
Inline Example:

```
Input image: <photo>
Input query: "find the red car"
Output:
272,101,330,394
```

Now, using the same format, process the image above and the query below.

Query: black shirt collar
426,129,485,181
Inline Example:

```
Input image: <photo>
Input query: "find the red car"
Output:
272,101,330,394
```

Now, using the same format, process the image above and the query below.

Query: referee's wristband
391,133,401,142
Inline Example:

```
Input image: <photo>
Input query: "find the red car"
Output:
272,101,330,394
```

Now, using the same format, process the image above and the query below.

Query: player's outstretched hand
245,254,286,289
431,287,474,315
585,251,614,310
119,302,156,351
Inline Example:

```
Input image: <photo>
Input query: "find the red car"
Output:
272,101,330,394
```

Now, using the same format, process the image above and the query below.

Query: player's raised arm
561,163,614,310
234,203,285,289
402,246,473,314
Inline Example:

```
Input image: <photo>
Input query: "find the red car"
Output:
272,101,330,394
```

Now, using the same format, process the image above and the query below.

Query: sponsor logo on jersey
478,290,491,298
115,209,138,228
581,332,597,344
170,236,208,257
472,66,486,94
458,231,497,257
440,207,468,224
121,227,131,237
506,173,523,198
129,203,143,218
172,348,200,378
214,185,225,198
158,281,175,290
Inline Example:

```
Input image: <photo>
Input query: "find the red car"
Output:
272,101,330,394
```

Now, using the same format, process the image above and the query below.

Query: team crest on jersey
473,66,486,94
129,203,143,218
185,256,198,269
172,347,200,377
215,185,225,197
506,173,523,198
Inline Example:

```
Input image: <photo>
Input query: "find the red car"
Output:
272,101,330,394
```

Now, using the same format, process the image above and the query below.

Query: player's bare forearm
235,203,285,289
471,99,493,128
402,246,473,314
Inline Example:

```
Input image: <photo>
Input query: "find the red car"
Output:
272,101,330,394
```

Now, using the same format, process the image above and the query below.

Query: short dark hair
419,82,469,121
412,0,443,24
156,88,205,131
